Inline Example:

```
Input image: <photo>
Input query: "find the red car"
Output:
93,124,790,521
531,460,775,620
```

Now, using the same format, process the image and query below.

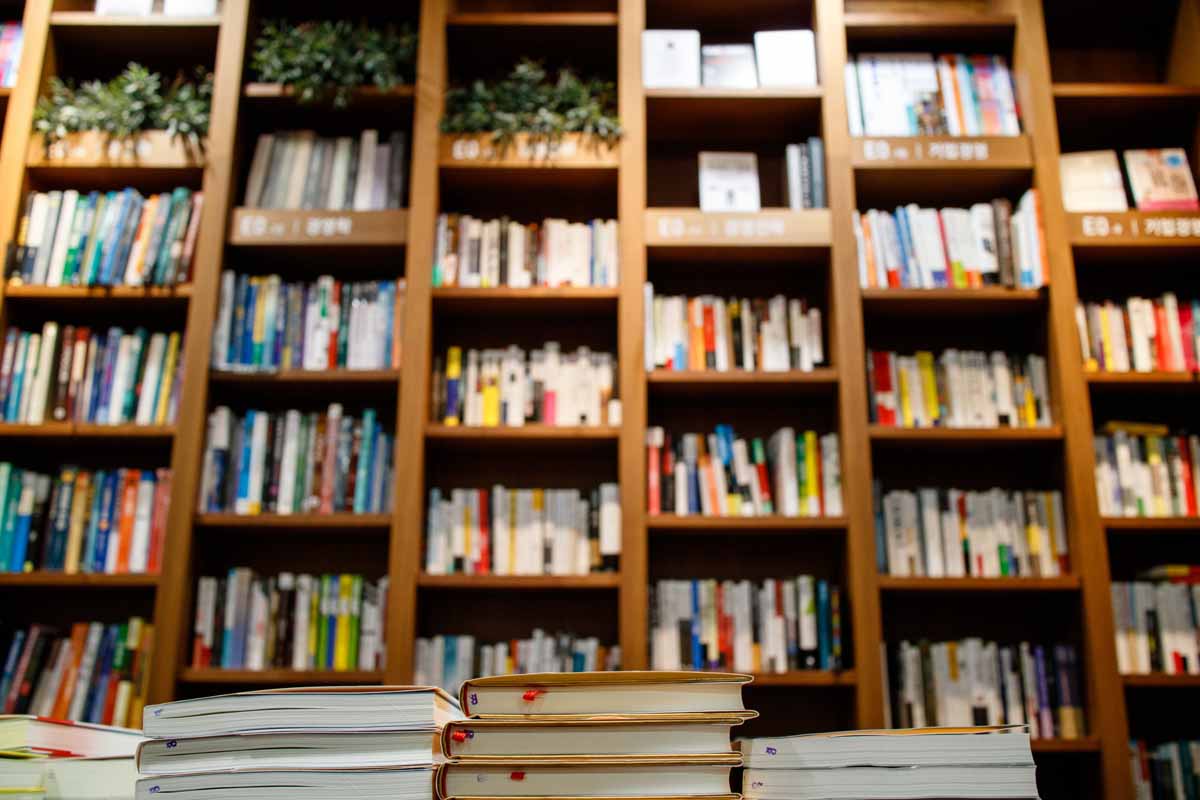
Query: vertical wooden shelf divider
149,0,251,704
1003,0,1132,795
618,0,649,670
389,0,447,685
817,0,884,730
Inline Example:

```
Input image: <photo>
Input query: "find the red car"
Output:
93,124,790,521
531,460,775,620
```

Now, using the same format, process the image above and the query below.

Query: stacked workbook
740,726,1039,800
0,715,144,800
135,686,462,799
436,671,753,800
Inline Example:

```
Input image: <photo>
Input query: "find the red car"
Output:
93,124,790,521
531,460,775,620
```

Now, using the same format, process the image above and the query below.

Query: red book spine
1181,305,1197,371
147,469,171,573
702,303,717,369
1155,302,1171,370
327,281,341,368
647,435,661,515
477,488,490,575
1181,436,1198,516
871,350,897,426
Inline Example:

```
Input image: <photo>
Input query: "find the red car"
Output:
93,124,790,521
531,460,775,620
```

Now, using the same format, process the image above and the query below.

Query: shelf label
45,137,157,161
860,139,990,162
237,213,355,239
655,214,789,241
1079,214,1200,239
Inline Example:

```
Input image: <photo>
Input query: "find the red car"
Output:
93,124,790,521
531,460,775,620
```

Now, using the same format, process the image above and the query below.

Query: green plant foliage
33,62,213,147
250,19,418,107
441,59,623,149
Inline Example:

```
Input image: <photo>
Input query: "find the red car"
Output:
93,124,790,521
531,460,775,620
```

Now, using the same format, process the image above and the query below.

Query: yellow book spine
1099,305,1114,371
804,430,819,516
916,351,939,425
335,574,352,670
155,332,181,424
482,360,500,427
897,362,914,428
307,585,320,669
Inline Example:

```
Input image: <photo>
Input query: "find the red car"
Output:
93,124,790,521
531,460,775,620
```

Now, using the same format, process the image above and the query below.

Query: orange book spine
49,623,88,720
115,473,139,573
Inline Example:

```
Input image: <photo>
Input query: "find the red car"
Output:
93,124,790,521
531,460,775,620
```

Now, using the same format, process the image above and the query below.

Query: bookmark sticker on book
510,772,525,781
452,730,473,742
522,689,544,702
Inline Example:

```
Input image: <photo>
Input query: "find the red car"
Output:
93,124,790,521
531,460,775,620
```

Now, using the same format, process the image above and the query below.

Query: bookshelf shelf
747,671,857,687
417,574,622,590
242,83,415,107
647,515,847,533
431,286,619,314
645,88,822,141
860,288,1044,314
208,369,400,388
0,572,159,588
644,208,832,252
2,284,193,302
1067,211,1200,248
843,11,1017,42
647,369,839,395
1121,674,1200,689
179,669,384,685
868,426,1065,446
1085,371,1194,388
49,12,221,28
878,576,1082,592
0,422,176,439
425,424,620,444
1031,738,1104,753
27,131,204,172
850,136,1034,171
194,513,393,531
1102,517,1200,531
227,208,408,248
438,133,619,172
446,12,619,27
1052,83,1200,117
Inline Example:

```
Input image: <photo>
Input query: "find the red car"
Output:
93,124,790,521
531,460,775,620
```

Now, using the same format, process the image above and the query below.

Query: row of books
1,324,182,426
887,639,1086,740
846,53,1021,137
854,194,1048,290
642,288,825,373
1061,148,1199,213
643,29,817,90
198,405,395,516
647,427,843,518
414,631,619,694
244,130,408,211
432,345,617,428
1,618,152,729
696,149,826,214
424,485,620,576
875,486,1069,579
8,188,202,287
1077,295,1200,374
212,273,404,373
1094,424,1200,518
0,465,170,576
192,570,388,672
1132,739,1200,800
1112,572,1200,677
783,138,827,210
0,24,21,88
867,349,1052,429
650,577,843,673
433,215,619,289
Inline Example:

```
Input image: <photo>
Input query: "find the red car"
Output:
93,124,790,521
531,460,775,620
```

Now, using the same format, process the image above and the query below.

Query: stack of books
437,671,754,800
0,716,144,800
740,726,1038,800
135,686,463,799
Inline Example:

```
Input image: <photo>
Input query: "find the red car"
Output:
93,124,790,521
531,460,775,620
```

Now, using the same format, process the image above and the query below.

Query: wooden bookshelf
1121,674,1200,689
0,1,1172,795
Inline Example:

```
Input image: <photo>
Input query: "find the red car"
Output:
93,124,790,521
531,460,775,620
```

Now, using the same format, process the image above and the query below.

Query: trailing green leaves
441,59,622,150
250,19,418,107
33,63,213,148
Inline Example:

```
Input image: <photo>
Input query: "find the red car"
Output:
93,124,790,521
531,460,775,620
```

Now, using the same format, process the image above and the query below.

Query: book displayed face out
698,153,761,213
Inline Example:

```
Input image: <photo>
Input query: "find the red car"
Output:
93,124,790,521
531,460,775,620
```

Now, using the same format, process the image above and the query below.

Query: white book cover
28,324,58,424
754,30,817,87
129,473,156,572
45,191,79,287
1060,150,1129,212
642,30,700,88
699,152,760,212
95,0,153,14
135,333,167,424
244,134,274,206
283,132,314,210
844,62,864,136
353,130,379,211
701,44,758,88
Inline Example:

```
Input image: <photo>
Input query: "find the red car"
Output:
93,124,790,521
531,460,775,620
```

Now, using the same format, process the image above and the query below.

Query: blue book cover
817,579,831,670
688,462,700,515
108,193,144,285
220,569,237,668
9,475,34,571
92,328,123,423
715,425,734,468
673,339,686,372
97,190,131,285
81,469,107,572
232,574,252,669
92,470,120,571
5,334,29,422
0,466,18,571
873,479,888,574
240,281,258,367
0,629,26,703
271,283,287,369
689,580,702,670
893,207,917,288
229,273,250,368
379,281,396,370
81,625,115,722
325,576,337,669
234,411,254,509
353,409,376,513
444,635,457,687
